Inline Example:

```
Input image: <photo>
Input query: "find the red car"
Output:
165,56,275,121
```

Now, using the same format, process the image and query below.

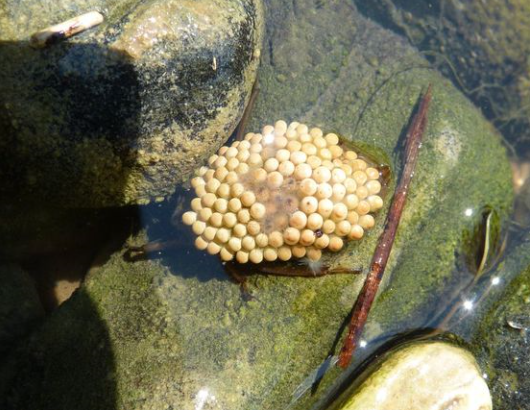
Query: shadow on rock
0,288,118,410
0,40,143,410
0,40,141,207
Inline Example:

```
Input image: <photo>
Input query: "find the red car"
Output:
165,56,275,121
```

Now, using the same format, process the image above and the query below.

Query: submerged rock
355,0,530,156
470,236,530,409
0,0,263,207
0,1,513,409
329,342,492,410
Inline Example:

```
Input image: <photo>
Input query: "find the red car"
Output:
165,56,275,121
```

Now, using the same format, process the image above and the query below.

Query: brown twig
337,85,433,368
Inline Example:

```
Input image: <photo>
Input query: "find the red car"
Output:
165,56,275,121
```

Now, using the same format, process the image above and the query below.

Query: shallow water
1,0,530,409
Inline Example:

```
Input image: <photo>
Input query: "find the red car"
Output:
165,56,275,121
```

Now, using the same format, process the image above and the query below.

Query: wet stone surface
0,0,263,206
0,1,514,410
472,239,530,409
329,341,492,410
355,0,530,157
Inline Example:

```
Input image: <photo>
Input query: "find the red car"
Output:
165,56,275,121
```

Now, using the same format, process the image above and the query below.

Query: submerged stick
337,85,432,368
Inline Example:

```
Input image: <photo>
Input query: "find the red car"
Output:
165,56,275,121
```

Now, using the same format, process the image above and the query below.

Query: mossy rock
0,1,513,409
469,234,530,409
355,0,530,156
0,0,263,207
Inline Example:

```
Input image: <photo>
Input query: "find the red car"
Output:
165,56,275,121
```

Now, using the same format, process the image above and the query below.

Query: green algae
356,0,530,156
470,235,530,409
0,0,515,409
0,243,183,410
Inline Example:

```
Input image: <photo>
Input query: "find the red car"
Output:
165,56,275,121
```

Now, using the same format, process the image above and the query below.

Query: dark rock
0,0,263,206
0,264,44,357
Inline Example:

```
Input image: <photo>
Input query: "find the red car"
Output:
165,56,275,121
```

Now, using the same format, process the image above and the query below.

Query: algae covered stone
328,342,492,410
355,0,530,155
470,234,530,409
0,0,263,207
0,1,514,410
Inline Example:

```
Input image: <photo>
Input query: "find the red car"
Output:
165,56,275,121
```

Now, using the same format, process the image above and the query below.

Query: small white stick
30,11,104,48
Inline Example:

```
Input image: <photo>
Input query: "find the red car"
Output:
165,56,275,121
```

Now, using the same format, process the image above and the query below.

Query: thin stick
337,85,432,368
30,11,104,48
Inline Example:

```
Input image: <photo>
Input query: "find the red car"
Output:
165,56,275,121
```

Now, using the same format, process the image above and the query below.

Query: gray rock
0,0,263,206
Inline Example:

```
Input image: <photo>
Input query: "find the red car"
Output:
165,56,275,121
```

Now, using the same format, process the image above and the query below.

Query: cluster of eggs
182,121,385,263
